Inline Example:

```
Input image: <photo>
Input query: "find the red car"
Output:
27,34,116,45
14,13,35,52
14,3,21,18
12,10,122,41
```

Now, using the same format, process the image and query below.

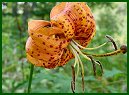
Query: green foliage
2,2,127,93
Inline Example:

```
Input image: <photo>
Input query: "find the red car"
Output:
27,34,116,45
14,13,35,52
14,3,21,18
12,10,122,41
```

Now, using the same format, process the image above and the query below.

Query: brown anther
81,72,84,93
96,61,104,76
88,56,96,76
71,65,75,93
120,45,127,54
71,81,75,93
105,35,118,50
71,65,75,89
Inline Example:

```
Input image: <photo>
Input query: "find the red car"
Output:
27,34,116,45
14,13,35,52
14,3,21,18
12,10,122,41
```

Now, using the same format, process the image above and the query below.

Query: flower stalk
28,64,34,93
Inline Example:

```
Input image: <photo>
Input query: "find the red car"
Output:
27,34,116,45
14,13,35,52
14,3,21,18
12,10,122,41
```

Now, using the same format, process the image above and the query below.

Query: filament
72,39,108,50
83,49,124,57
70,41,91,61
69,45,85,92
68,35,127,93
69,45,79,80
69,44,87,92
105,35,117,50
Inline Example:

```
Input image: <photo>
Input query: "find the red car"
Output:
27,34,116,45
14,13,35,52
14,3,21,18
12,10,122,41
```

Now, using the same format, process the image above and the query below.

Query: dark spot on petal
87,13,90,16
55,38,58,41
55,47,58,49
38,35,42,37
64,31,67,33
47,37,50,39
43,63,45,65
85,25,87,27
87,20,90,22
51,57,54,59
90,16,93,18
63,40,66,43
50,45,53,48
42,42,45,45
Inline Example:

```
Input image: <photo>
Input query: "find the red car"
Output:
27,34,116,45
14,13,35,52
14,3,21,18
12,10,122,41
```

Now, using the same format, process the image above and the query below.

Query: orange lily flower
26,2,95,68
26,2,127,92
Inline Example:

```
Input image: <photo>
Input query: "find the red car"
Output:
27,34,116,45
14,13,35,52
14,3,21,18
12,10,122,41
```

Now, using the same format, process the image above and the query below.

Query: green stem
28,64,34,93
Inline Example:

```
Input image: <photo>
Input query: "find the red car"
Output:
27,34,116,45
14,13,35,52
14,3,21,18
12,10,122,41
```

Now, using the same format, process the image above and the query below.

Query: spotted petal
26,20,70,68
50,2,96,47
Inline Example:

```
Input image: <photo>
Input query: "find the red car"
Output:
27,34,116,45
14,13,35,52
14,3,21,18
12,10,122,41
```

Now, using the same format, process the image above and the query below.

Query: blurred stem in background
12,2,25,80
28,64,34,93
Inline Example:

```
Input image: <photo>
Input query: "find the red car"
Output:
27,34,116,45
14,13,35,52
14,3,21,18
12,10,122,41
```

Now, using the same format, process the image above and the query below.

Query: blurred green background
2,2,127,93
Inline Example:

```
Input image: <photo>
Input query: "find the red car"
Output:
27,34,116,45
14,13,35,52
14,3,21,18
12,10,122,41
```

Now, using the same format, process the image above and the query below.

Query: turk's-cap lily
26,2,127,93
26,2,96,69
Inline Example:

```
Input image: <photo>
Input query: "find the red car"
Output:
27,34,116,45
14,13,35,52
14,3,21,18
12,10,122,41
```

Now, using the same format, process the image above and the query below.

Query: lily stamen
83,45,127,57
70,41,91,61
69,45,81,81
72,39,108,50
71,65,75,92
69,45,85,92
96,61,104,75
72,35,119,51
88,55,97,76
88,56,103,76
105,35,118,50
68,35,126,92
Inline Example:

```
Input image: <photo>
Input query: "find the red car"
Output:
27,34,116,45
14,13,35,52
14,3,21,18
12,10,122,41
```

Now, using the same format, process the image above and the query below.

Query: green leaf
104,68,122,78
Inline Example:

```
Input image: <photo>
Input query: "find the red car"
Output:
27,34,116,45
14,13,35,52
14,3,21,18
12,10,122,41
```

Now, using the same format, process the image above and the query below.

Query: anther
96,61,104,76
81,72,85,93
120,45,127,54
106,35,118,50
71,81,75,93
88,56,96,76
71,65,75,93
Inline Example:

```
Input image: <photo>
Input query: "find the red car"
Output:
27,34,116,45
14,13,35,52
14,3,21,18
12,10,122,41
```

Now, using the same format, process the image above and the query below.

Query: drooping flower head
26,2,127,92
26,2,96,68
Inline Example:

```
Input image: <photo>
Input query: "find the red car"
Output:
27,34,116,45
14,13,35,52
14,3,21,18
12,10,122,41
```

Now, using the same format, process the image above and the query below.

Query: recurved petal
26,37,64,62
29,26,69,53
28,20,64,37
28,21,64,37
50,2,66,18
51,14,75,39
64,2,96,47
52,2,95,47
27,53,60,69
26,37,66,68
28,20,50,32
